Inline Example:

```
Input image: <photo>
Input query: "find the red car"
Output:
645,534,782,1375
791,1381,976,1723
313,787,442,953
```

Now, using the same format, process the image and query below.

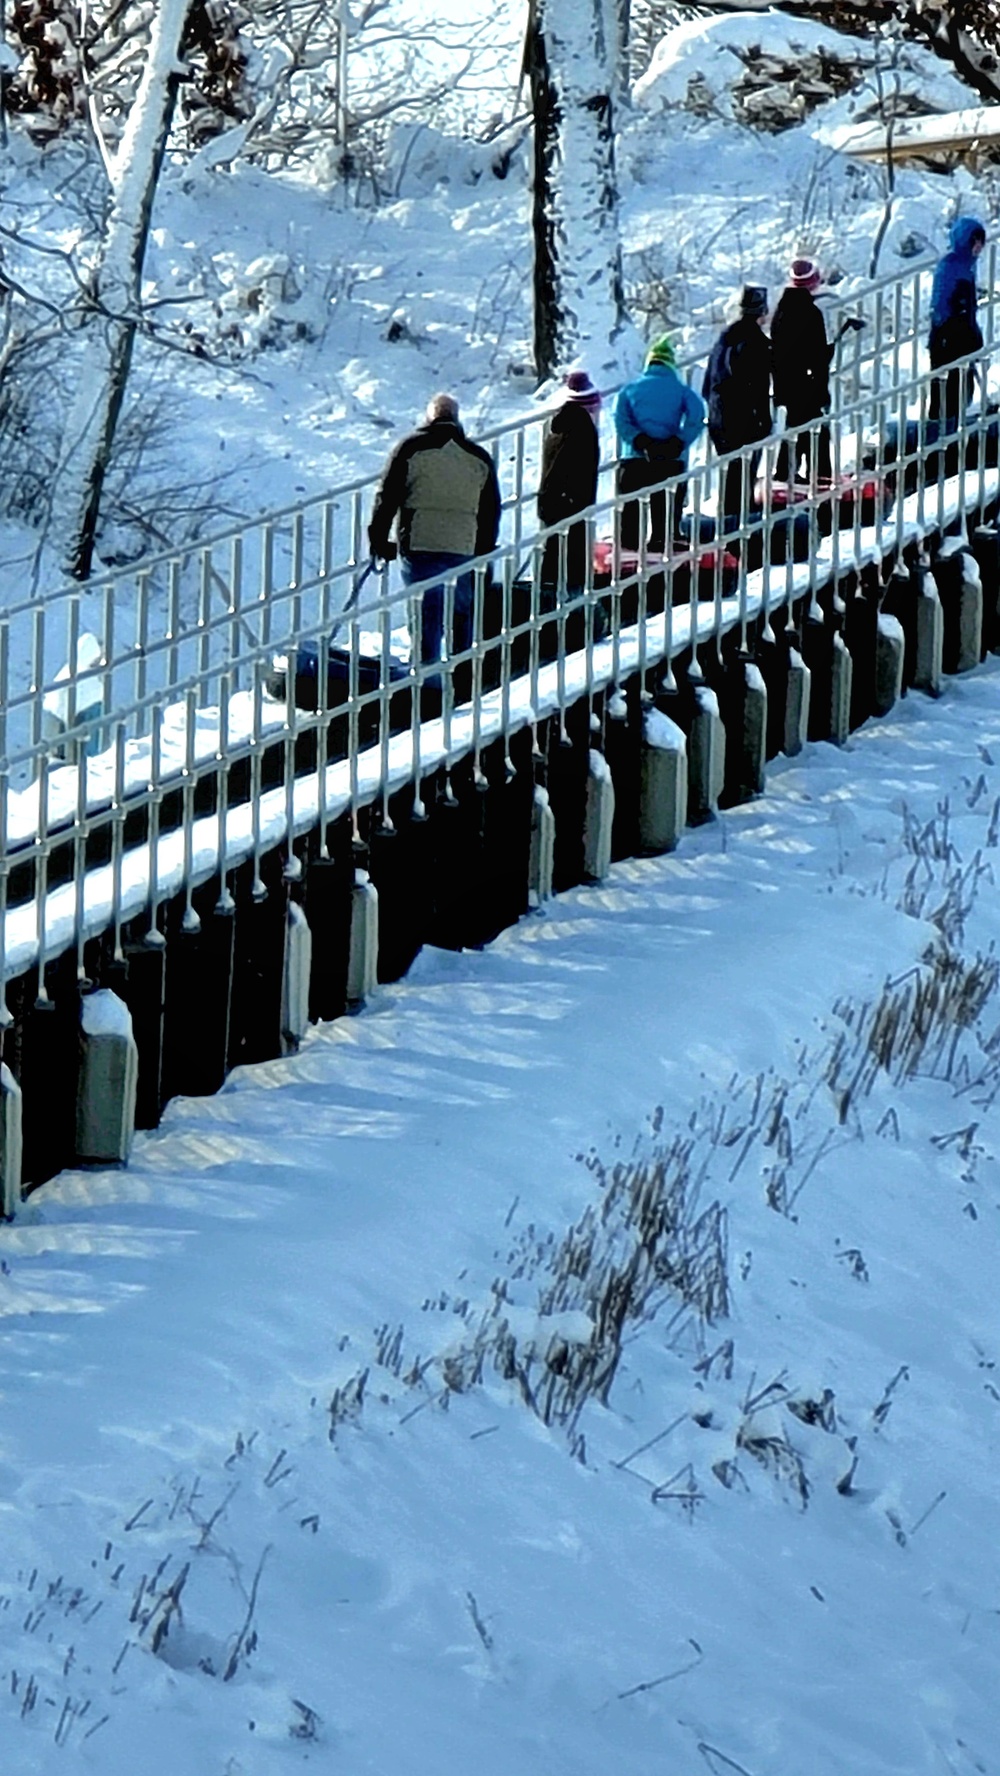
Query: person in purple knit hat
537,370,602,588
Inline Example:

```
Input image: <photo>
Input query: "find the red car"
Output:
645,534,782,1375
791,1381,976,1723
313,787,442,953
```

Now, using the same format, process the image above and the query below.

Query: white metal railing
0,244,998,1002
2,237,996,774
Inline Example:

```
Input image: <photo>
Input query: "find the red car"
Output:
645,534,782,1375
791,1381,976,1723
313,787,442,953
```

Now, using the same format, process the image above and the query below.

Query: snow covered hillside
0,7,995,593
2,9,1000,1772
2,634,1000,1775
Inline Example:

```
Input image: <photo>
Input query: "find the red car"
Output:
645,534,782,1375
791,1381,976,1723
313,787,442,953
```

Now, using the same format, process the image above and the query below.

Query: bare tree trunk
55,0,193,580
615,0,631,95
527,0,636,386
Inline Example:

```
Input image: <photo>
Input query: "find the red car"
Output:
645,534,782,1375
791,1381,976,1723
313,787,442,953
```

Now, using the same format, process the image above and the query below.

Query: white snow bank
635,11,974,125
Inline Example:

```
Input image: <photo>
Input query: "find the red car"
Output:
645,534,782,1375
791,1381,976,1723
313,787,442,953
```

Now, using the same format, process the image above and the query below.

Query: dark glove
636,432,679,464
370,537,397,562
842,316,866,334
649,441,677,464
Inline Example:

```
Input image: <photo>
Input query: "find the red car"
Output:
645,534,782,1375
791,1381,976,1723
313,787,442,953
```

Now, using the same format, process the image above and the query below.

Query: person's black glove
370,538,398,562
636,432,678,463
842,316,866,334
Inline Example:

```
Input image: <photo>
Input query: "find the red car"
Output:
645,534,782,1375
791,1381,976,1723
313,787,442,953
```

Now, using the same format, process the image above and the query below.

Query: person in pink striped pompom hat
771,256,864,480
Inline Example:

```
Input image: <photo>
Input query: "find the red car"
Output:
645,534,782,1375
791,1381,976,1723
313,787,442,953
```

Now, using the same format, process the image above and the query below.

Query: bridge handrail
2,232,993,633
1,329,996,998
2,234,995,800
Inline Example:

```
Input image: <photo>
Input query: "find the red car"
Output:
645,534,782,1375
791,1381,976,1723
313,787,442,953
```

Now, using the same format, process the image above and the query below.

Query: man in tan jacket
369,393,501,665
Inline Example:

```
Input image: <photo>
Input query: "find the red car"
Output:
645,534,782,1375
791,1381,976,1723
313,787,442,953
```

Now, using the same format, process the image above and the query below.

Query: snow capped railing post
913,554,945,695
0,1058,22,1219
75,988,138,1167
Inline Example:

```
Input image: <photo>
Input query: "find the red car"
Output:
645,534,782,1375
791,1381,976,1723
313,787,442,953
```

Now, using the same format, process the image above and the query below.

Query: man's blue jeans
401,551,474,666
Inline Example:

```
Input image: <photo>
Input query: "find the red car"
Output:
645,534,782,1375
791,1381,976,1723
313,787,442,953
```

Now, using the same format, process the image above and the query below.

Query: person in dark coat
928,215,986,430
537,369,601,589
613,335,706,551
702,285,773,527
369,392,501,666
770,257,865,483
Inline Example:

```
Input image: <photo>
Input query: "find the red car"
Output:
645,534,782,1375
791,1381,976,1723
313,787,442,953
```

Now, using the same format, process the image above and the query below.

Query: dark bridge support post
75,987,138,1165
368,796,432,985
934,538,983,675
802,602,851,744
583,732,616,881
971,525,1000,655
845,570,879,731
305,816,354,1023
874,612,905,715
913,557,944,696
228,851,290,1068
604,678,642,859
882,563,919,690
757,624,809,763
719,652,767,805
347,843,379,1006
162,892,236,1101
281,890,312,1053
120,933,166,1128
0,1055,22,1218
637,694,687,854
546,702,592,893
15,962,80,1192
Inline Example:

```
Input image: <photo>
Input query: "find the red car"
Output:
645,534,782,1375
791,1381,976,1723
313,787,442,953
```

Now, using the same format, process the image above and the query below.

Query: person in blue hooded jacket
928,215,986,429
614,336,706,552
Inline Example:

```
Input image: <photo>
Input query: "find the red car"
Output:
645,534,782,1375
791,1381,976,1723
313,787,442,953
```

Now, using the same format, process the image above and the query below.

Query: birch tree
52,0,194,579
526,0,636,386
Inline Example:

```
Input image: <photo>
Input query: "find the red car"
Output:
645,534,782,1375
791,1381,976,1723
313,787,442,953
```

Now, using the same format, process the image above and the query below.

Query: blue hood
949,215,986,258
930,217,986,332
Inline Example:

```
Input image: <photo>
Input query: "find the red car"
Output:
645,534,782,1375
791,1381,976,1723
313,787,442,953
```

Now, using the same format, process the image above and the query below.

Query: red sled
819,472,894,528
755,473,893,529
754,478,810,511
593,538,739,605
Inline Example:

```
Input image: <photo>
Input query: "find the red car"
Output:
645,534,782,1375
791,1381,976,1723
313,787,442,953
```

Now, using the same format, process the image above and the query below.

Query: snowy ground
2,657,1000,1773
2,12,1000,1772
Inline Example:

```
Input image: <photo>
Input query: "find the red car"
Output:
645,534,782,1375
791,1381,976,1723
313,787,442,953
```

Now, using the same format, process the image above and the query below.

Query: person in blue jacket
928,215,986,430
613,335,706,552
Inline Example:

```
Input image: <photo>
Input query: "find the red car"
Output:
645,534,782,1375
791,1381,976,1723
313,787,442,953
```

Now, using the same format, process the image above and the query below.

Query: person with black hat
537,369,602,588
702,285,773,531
